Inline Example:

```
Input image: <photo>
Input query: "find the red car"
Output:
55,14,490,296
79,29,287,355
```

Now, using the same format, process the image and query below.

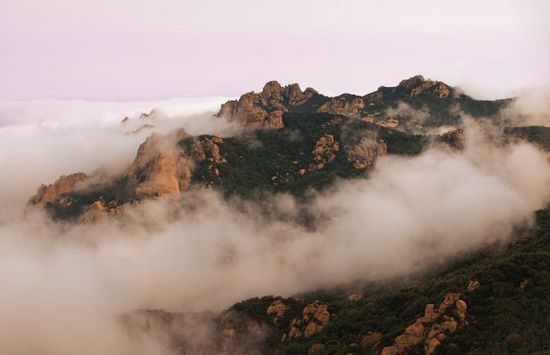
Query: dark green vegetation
184,113,430,199
223,207,550,354
505,126,550,150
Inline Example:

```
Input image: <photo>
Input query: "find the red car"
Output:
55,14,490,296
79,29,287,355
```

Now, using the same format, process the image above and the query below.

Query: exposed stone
346,136,387,169
266,300,290,320
426,337,441,355
423,304,436,322
216,81,320,130
317,96,365,117
439,129,466,150
29,173,89,207
304,321,319,338
222,328,236,338
348,292,363,301
467,280,480,292
383,292,469,355
380,345,399,355
377,118,399,129
311,134,340,170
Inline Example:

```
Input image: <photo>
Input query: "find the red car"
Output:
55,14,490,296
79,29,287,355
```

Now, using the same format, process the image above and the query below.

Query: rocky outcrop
310,134,340,170
380,293,469,355
346,135,387,169
128,129,191,198
28,173,89,207
266,299,290,323
217,81,320,130
264,298,331,342
368,75,453,103
217,76,454,131
280,300,330,341
438,129,466,150
317,95,365,117
395,75,451,99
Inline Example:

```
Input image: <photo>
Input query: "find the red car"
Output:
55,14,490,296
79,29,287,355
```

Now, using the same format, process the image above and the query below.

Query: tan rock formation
217,81,319,130
267,299,290,320
280,300,330,341
346,136,387,169
381,292,470,355
317,96,365,117
29,173,89,207
439,129,466,150
311,134,340,170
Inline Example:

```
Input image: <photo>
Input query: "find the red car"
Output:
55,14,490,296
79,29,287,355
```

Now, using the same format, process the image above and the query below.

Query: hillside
126,207,550,354
25,76,550,354
28,75,544,223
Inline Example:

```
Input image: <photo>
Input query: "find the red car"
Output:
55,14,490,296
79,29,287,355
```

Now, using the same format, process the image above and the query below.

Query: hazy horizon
1,0,549,101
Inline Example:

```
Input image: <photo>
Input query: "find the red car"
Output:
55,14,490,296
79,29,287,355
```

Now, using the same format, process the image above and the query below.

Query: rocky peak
398,75,427,90
261,80,283,100
28,172,89,207
217,76,456,131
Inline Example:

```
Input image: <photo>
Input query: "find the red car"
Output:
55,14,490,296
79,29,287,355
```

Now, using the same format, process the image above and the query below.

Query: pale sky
1,0,549,100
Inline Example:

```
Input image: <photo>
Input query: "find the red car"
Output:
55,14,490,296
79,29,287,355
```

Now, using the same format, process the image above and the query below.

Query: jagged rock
382,293,469,355
29,173,89,207
266,299,289,320
217,81,318,130
280,300,330,341
346,136,387,169
439,293,461,313
426,337,441,355
217,76,453,130
377,118,399,129
303,300,330,325
423,304,436,322
317,96,364,117
439,129,466,150
311,134,340,170
397,75,451,99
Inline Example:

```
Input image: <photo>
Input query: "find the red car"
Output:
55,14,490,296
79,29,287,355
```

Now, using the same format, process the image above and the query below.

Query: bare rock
311,134,340,170
266,300,289,320
29,173,89,207
348,292,363,301
346,136,387,169
467,280,480,292
317,96,364,117
439,129,466,150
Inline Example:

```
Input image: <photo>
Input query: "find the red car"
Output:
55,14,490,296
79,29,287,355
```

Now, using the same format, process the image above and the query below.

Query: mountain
25,76,550,354
28,75,545,223
124,207,550,355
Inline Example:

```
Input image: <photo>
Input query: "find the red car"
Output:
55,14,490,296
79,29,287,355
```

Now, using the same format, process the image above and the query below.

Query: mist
0,96,549,354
